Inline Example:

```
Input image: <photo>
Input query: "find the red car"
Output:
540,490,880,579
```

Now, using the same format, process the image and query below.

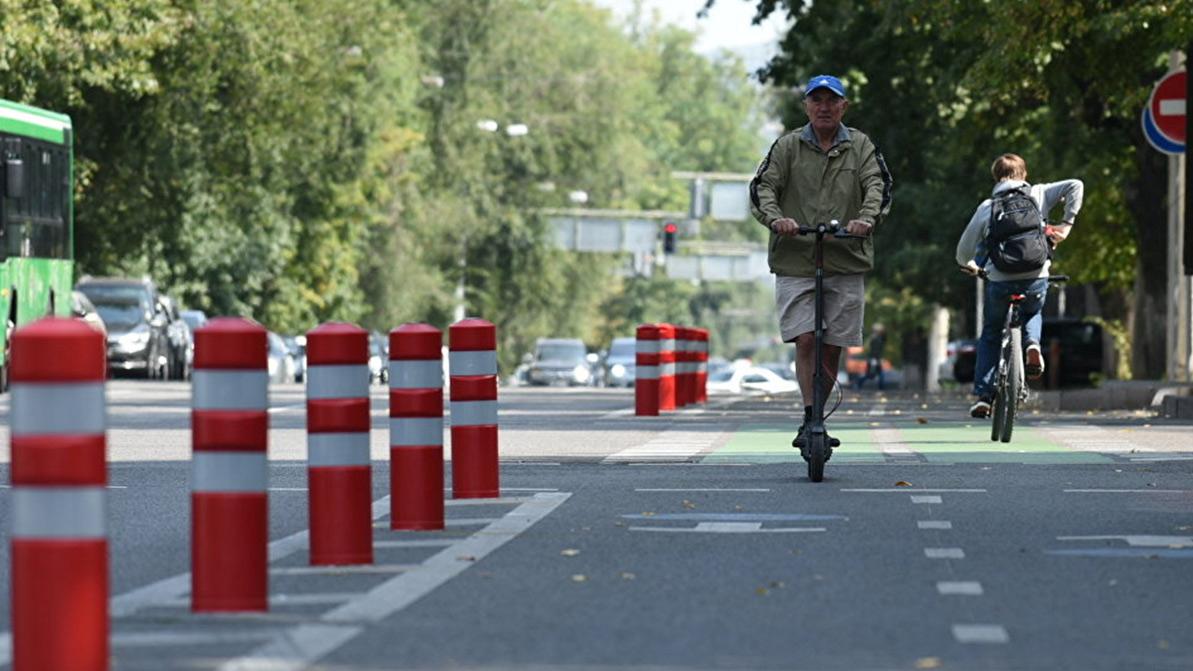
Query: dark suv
75,277,172,379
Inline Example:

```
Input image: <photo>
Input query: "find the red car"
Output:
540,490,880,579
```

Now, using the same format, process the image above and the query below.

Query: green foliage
2,0,766,365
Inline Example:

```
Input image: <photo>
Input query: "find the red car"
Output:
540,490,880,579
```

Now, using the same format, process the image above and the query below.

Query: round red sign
1149,70,1186,145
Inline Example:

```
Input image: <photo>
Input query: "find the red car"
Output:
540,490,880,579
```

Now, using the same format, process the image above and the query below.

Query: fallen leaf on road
682,500,697,509
571,574,588,582
642,511,655,516
914,658,942,669
895,481,912,487
916,417,928,424
457,555,477,562
561,549,580,557
755,587,769,596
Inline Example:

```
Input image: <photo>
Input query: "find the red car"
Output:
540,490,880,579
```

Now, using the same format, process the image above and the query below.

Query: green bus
0,99,75,387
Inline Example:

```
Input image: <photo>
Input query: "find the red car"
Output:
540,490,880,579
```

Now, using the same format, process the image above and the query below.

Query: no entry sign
1142,70,1186,154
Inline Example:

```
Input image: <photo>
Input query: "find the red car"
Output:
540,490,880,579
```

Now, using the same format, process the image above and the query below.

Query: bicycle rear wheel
806,434,826,482
1000,329,1022,443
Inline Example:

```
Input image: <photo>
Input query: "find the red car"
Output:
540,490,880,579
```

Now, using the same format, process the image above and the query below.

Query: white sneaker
1025,344,1045,379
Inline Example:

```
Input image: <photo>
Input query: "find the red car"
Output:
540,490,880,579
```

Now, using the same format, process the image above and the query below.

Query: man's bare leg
795,333,842,414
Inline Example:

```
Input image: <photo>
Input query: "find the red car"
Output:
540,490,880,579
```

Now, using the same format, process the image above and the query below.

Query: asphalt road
0,381,1191,670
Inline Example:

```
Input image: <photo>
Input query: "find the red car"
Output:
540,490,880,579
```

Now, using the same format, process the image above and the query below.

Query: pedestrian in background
855,323,886,390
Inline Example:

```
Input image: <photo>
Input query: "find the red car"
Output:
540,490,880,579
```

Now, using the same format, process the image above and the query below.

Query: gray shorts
775,274,865,347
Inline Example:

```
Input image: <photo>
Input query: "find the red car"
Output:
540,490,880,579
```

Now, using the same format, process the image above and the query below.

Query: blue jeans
973,277,1048,399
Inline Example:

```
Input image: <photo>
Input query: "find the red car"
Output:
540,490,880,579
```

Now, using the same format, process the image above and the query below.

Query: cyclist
956,153,1083,418
750,74,893,450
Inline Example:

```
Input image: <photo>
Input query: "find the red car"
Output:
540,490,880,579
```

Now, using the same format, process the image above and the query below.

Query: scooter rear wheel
806,433,826,482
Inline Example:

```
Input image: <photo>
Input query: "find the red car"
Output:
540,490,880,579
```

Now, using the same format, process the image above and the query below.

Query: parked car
706,366,799,395
284,334,307,383
599,337,637,388
368,332,388,386
157,294,191,380
760,361,796,381
1041,318,1105,387
940,338,978,384
526,338,595,387
70,290,106,335
75,277,172,379
179,309,208,377
267,331,297,383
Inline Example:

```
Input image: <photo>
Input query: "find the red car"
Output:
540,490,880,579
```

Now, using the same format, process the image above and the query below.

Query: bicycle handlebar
958,265,1070,284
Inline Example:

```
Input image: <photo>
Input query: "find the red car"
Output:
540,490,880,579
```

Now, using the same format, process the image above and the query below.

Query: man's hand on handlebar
844,219,873,237
770,217,800,236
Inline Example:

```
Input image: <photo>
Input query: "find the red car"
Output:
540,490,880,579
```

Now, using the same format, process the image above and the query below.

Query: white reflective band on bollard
448,350,498,376
661,363,677,376
636,340,661,354
192,370,269,410
307,365,370,400
636,365,660,380
13,487,107,538
192,452,268,492
307,433,371,467
390,417,444,446
11,383,106,435
450,400,498,426
390,360,443,389
660,339,676,352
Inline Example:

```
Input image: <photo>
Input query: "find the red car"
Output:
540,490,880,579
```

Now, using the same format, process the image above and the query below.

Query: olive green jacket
749,124,892,277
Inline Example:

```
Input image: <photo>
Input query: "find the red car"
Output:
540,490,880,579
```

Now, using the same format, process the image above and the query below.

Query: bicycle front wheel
1001,329,1023,443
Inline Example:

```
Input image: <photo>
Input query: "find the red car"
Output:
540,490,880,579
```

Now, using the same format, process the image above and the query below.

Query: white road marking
1128,456,1193,462
269,564,419,576
918,521,953,530
925,548,965,559
1064,489,1189,494
629,524,826,534
160,593,363,608
843,489,986,493
446,497,534,506
374,539,457,549
870,426,918,460
218,493,570,671
634,488,771,492
911,495,943,504
269,487,308,492
603,428,723,463
111,630,281,647
1058,535,1193,548
952,624,1009,644
937,581,983,595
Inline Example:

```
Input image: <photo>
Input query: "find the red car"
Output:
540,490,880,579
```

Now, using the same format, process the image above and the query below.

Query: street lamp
477,119,499,133
505,123,529,137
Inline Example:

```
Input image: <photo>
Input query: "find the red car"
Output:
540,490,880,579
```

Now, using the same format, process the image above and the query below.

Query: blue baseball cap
804,74,846,98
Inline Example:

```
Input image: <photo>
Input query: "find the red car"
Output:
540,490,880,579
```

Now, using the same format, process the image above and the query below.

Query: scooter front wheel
806,433,826,482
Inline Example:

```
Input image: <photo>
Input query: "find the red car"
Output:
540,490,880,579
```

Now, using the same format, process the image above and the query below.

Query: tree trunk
1126,137,1168,379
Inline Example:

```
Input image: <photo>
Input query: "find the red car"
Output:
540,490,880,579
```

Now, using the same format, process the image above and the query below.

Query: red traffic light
663,222,678,234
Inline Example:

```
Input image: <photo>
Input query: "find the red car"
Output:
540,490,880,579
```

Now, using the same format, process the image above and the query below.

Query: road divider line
937,581,983,595
952,624,1008,644
918,521,952,530
925,548,965,559
445,496,535,506
1064,489,1189,494
629,525,826,534
634,488,771,492
911,495,943,504
374,539,457,549
217,492,571,671
842,489,986,493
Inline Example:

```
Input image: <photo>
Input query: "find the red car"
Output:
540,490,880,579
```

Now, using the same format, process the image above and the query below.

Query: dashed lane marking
1064,489,1190,494
925,548,965,559
911,495,943,504
629,522,826,534
634,488,771,492
1057,535,1193,547
842,489,986,493
937,581,983,595
918,521,953,530
952,624,1009,644
603,428,724,463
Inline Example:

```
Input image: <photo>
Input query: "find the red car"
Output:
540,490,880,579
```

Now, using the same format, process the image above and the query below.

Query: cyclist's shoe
969,397,992,418
1025,344,1045,379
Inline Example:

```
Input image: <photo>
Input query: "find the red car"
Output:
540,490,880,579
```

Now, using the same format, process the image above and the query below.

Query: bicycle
967,267,1067,443
793,220,866,482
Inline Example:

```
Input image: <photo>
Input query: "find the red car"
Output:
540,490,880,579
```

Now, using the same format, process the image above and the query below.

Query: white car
705,366,799,395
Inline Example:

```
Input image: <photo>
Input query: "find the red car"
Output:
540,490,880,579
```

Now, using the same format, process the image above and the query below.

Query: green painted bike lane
704,421,1114,464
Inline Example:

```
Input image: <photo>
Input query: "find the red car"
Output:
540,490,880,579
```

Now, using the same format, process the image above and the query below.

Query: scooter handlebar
794,221,868,239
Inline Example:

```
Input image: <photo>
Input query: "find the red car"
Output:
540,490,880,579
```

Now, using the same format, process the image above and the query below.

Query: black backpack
986,186,1050,273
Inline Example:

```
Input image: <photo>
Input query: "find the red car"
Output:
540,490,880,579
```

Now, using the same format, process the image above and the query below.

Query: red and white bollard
635,324,660,416
10,318,109,671
676,326,693,408
657,323,677,412
389,323,445,530
306,322,373,565
449,318,499,498
695,327,709,404
191,317,268,612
